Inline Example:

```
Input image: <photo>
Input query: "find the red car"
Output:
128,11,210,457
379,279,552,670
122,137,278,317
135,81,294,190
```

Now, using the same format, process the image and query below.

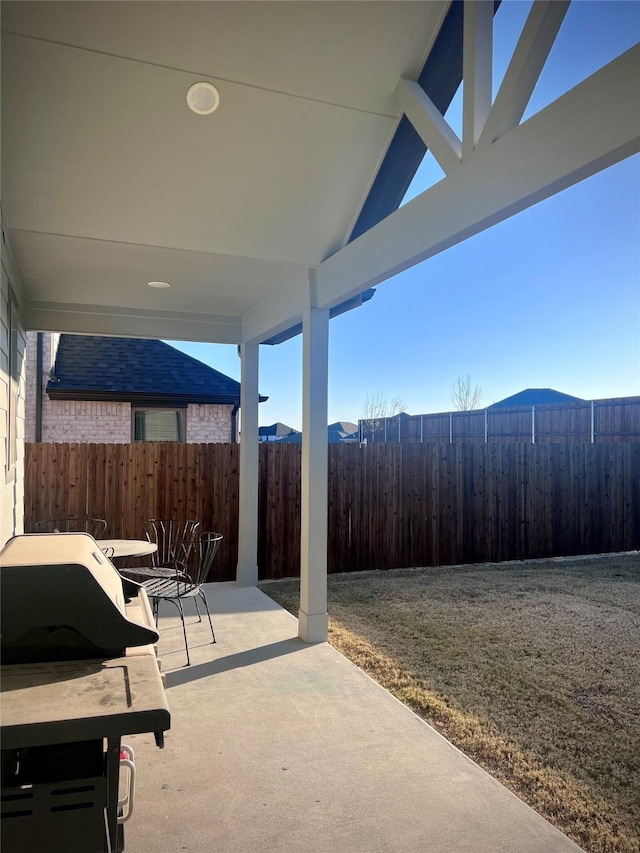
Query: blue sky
170,0,640,431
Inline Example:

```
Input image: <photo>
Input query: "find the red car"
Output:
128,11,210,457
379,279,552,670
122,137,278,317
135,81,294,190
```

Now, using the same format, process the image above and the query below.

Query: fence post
532,406,536,444
420,415,424,443
449,412,453,443
484,409,488,443
384,418,387,443
591,400,595,443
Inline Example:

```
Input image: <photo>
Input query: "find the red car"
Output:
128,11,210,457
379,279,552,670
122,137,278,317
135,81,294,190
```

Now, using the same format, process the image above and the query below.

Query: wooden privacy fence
360,396,640,444
24,442,640,581
24,443,240,581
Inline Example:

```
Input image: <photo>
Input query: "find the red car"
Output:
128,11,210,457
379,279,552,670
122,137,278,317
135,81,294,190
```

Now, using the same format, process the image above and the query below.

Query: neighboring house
327,421,358,443
488,388,584,408
259,422,300,443
260,421,358,444
25,333,267,444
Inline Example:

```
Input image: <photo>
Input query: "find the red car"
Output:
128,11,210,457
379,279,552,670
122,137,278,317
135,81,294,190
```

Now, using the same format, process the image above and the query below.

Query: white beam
477,0,571,152
0,220,27,314
242,280,307,345
315,46,640,310
394,78,462,175
236,340,259,587
25,301,243,343
298,278,329,644
462,0,493,161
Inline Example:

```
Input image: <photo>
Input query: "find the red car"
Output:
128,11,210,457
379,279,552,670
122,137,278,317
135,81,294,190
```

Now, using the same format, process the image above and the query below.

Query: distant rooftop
328,421,358,440
488,389,585,409
259,422,300,438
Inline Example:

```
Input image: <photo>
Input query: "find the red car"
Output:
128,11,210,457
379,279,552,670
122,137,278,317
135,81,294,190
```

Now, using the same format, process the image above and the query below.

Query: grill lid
0,533,159,664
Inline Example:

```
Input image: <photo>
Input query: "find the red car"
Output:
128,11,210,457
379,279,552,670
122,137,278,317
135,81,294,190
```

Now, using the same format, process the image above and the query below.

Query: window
134,409,185,442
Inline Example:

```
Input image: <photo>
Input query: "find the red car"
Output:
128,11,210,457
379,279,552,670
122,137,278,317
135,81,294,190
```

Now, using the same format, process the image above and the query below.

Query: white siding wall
1,256,27,546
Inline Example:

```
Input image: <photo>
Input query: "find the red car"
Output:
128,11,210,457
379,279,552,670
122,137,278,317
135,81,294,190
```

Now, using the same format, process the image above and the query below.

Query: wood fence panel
596,400,640,441
422,414,451,442
368,398,639,444
23,441,640,580
488,410,532,443
536,405,590,443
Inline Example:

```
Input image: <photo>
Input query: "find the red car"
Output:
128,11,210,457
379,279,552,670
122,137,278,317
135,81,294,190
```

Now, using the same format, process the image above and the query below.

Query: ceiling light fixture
186,81,220,115
147,280,171,289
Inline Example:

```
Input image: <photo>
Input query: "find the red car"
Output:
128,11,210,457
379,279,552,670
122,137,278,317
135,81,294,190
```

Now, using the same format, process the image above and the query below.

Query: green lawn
260,553,640,853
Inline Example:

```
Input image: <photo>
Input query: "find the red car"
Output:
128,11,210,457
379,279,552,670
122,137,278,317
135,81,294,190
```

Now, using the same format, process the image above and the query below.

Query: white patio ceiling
1,0,448,344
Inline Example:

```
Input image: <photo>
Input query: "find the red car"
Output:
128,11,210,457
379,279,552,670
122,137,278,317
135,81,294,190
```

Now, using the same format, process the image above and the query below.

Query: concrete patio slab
127,582,583,853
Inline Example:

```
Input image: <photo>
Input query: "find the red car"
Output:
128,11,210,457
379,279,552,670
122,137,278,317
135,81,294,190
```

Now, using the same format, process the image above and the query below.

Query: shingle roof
47,335,262,405
489,388,584,409
259,422,300,438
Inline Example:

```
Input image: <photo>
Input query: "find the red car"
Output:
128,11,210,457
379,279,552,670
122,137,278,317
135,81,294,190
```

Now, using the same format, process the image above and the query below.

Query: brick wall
186,403,234,442
43,400,131,443
25,332,36,442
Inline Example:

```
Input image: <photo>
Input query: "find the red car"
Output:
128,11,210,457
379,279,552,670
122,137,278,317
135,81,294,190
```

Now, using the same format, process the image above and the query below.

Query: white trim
25,302,243,344
242,279,308,345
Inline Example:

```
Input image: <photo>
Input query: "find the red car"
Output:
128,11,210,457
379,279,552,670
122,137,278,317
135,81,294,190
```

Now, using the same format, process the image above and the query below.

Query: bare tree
451,374,483,411
361,392,406,441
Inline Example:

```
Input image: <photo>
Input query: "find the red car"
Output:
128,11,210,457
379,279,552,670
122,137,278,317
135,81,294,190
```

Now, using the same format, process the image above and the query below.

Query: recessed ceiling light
147,280,171,289
186,81,220,115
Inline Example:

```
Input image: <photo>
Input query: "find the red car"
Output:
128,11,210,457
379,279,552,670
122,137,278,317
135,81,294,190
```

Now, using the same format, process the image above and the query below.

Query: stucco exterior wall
186,403,234,443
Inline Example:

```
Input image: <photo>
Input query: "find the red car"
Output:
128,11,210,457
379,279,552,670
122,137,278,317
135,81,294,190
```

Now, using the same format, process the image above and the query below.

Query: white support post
298,287,329,644
462,0,493,161
237,340,259,586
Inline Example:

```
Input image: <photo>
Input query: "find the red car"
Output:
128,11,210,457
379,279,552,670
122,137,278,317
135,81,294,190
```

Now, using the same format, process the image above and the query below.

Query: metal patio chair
117,518,200,584
142,532,222,667
34,517,108,538
144,518,200,574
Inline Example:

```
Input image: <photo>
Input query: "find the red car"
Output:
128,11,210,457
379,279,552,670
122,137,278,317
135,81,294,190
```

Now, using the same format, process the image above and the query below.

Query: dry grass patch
260,554,640,853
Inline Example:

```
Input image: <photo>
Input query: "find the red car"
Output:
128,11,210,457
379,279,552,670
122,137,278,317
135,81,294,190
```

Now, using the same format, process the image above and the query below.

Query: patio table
99,539,157,559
